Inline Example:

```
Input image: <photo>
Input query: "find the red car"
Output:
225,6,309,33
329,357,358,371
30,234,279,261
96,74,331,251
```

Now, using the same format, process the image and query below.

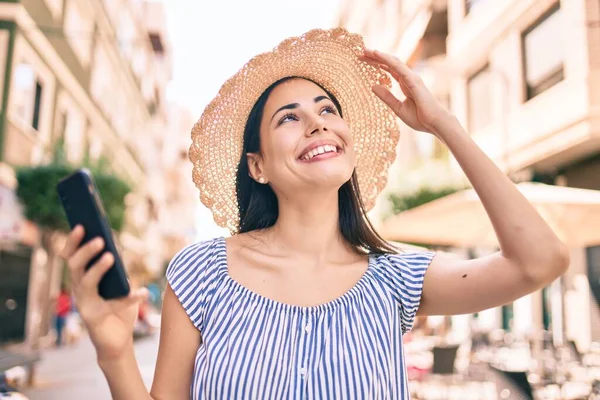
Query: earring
258,177,266,184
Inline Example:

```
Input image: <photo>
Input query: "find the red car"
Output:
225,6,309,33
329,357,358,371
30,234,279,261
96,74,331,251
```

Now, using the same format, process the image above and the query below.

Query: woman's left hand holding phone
59,225,149,363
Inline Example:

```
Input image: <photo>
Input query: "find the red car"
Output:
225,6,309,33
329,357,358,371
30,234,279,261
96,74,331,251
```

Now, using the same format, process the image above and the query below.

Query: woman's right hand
60,225,148,362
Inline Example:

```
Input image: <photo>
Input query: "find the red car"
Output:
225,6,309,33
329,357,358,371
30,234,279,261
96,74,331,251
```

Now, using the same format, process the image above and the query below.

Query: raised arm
416,117,569,315
361,49,569,316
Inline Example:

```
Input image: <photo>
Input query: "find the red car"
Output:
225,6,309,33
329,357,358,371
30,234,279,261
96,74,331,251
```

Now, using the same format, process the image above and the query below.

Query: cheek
338,124,357,165
335,122,354,149
261,130,298,169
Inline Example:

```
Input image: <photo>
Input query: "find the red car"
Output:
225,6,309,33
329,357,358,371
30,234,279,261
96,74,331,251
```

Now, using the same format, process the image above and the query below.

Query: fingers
80,252,114,291
60,225,84,260
107,288,149,310
372,84,403,116
363,48,412,78
68,237,105,283
379,63,400,82
361,48,420,88
360,57,412,100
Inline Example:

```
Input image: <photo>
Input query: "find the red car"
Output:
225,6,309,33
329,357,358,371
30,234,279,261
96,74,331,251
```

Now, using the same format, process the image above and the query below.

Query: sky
164,0,343,118
162,0,343,239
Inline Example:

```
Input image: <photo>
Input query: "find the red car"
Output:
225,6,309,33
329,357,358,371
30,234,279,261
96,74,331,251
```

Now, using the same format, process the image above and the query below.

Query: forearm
98,348,153,400
433,115,569,280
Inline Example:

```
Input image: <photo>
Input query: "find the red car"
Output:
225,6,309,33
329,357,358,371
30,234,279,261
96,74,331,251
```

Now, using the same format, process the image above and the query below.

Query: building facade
338,0,600,351
338,0,466,228
0,0,197,346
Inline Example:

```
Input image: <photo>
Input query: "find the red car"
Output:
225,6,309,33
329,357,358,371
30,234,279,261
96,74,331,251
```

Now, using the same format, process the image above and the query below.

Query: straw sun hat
189,27,400,233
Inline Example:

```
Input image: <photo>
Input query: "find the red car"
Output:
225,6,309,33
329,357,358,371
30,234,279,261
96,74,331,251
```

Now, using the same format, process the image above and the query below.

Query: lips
298,141,342,161
300,144,340,161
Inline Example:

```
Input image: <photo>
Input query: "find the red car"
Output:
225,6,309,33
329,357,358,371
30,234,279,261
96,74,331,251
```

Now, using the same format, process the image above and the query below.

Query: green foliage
93,172,130,231
15,164,73,232
388,185,462,214
15,141,131,233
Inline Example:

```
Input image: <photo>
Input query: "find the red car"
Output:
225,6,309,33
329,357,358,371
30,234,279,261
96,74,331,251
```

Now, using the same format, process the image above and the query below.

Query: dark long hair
235,77,396,255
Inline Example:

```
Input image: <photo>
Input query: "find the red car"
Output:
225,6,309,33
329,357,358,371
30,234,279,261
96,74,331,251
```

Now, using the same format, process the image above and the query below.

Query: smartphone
56,169,130,300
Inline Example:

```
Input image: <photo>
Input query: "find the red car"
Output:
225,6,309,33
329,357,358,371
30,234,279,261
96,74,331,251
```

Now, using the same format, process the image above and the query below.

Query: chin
308,167,353,188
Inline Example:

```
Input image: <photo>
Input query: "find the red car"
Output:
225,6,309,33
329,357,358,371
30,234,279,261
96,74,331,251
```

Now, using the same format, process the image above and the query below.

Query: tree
15,163,131,233
386,185,466,248
388,185,463,215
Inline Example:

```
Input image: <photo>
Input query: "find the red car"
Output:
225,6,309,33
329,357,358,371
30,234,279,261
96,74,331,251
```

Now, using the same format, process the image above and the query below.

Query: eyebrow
270,95,332,122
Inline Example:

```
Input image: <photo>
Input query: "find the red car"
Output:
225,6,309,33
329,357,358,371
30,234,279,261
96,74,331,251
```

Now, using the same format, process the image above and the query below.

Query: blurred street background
1,0,600,399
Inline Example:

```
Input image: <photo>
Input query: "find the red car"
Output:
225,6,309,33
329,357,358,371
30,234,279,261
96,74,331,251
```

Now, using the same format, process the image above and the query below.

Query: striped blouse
166,237,435,399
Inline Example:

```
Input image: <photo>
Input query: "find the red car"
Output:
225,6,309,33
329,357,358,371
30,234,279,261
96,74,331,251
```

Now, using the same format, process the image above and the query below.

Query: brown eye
321,105,337,115
278,112,298,126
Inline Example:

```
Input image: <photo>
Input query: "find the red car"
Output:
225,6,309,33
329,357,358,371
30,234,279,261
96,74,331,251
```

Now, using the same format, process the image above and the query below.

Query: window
12,63,44,131
467,65,493,133
465,0,489,15
32,82,43,130
501,303,514,331
522,4,565,100
587,245,600,306
541,286,552,331
149,33,164,55
0,31,9,110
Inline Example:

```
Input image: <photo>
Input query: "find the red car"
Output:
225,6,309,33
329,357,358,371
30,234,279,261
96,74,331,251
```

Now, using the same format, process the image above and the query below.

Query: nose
306,115,328,137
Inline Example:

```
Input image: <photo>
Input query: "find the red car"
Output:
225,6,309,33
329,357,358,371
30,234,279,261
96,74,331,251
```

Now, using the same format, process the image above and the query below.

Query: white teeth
302,145,338,160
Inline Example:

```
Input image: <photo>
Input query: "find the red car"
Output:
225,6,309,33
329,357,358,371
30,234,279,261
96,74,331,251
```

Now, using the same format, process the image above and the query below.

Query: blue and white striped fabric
166,237,435,400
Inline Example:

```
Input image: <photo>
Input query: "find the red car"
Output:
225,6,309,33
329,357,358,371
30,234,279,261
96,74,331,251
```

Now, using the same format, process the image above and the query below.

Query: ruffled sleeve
165,238,221,331
376,251,436,334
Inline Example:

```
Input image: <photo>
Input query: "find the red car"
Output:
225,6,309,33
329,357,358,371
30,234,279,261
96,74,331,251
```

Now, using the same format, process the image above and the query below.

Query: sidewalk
22,333,159,400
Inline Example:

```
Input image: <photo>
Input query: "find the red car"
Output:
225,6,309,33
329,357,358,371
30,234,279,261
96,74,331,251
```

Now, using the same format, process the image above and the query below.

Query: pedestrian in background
53,284,71,347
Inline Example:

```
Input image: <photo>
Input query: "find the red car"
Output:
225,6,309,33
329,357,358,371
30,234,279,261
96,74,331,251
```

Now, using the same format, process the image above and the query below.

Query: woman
60,29,568,399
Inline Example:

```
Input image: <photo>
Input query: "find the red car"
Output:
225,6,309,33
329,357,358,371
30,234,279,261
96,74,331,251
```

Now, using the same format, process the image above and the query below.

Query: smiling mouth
299,144,342,162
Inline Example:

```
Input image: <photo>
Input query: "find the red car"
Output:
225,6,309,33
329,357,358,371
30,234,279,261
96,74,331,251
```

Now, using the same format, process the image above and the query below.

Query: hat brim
190,28,400,233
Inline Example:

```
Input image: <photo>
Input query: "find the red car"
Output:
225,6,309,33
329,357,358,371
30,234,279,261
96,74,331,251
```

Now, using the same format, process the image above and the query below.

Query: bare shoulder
225,231,267,253
225,231,279,275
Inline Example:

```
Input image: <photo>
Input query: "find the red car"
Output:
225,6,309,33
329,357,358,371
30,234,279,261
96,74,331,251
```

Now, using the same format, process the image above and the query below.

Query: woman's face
248,78,356,196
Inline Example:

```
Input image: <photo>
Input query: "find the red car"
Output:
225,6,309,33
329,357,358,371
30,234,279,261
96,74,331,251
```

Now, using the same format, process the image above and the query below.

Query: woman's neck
264,191,351,263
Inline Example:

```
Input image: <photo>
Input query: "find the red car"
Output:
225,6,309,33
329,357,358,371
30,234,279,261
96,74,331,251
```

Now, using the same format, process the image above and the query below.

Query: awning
380,182,600,248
